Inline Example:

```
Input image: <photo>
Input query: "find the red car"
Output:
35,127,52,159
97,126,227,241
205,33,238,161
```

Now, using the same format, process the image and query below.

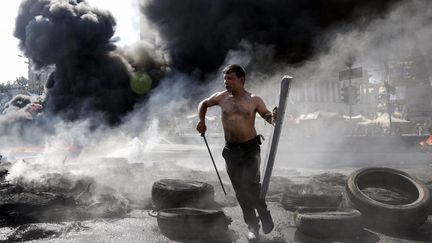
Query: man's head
223,64,246,93
223,64,246,79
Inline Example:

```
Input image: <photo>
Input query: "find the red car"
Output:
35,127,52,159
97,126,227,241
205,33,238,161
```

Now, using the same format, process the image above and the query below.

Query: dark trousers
222,136,268,229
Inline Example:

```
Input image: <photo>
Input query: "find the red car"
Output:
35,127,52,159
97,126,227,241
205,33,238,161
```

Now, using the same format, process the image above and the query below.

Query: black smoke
14,0,137,125
141,0,403,78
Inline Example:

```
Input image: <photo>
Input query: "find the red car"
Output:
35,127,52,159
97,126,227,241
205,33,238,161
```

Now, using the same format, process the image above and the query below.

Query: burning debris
419,134,432,152
0,170,131,226
2,94,32,114
0,93,49,145
2,94,44,116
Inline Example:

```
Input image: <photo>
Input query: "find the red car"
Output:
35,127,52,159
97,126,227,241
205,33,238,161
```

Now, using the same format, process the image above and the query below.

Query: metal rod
201,134,227,195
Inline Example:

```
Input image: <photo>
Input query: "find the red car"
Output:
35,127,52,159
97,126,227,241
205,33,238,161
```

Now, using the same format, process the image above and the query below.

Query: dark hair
223,64,246,78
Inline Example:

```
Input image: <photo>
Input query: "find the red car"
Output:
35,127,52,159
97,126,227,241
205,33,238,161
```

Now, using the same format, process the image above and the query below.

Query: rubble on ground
0,171,130,226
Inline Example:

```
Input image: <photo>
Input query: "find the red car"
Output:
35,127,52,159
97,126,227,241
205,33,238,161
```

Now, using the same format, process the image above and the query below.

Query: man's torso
218,91,257,143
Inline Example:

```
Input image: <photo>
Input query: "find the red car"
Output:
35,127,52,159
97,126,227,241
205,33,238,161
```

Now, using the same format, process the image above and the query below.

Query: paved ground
1,200,431,242
1,137,432,242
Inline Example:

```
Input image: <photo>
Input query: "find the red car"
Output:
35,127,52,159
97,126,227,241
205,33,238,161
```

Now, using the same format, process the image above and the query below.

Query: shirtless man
196,64,275,241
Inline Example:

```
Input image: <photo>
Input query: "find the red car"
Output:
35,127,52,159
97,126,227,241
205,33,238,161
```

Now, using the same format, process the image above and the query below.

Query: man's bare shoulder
250,93,264,102
217,90,229,96
211,90,229,100
205,91,229,106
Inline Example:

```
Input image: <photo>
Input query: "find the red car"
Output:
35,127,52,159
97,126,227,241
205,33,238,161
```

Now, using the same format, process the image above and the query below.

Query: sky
0,0,140,84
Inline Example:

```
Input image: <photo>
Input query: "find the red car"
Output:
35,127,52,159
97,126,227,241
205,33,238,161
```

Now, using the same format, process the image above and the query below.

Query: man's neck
230,88,246,97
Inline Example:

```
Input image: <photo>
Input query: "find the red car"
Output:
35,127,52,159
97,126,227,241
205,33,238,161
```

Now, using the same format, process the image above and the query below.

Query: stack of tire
152,179,215,210
281,185,361,240
293,167,431,240
150,179,231,241
294,207,363,240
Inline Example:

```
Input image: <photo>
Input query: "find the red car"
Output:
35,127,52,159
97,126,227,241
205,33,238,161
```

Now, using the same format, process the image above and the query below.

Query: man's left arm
255,97,277,125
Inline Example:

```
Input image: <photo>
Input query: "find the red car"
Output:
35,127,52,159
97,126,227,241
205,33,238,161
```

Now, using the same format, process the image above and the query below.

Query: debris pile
0,170,130,226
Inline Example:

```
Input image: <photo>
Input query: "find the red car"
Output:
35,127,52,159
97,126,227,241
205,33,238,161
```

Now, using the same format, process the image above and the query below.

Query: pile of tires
151,179,231,240
294,207,363,239
152,179,215,210
149,208,231,240
345,167,431,230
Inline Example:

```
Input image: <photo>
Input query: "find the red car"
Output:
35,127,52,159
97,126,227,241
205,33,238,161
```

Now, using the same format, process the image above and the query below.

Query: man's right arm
196,93,220,135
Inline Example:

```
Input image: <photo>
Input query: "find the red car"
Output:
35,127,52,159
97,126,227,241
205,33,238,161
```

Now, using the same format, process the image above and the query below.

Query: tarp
372,113,410,123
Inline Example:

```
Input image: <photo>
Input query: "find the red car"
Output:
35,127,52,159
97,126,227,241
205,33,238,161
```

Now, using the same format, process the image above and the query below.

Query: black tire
426,181,432,215
345,167,430,229
152,179,215,210
281,192,342,211
153,207,231,240
294,207,363,239
280,193,303,211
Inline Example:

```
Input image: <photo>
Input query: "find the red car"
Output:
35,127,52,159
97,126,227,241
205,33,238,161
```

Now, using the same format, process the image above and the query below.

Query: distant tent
297,110,340,121
343,115,372,125
369,113,411,127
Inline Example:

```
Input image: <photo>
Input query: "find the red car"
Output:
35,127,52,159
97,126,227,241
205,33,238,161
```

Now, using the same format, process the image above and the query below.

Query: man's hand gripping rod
201,134,227,195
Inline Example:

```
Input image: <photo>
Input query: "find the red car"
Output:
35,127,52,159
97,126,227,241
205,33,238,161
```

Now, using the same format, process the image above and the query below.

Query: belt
225,135,263,148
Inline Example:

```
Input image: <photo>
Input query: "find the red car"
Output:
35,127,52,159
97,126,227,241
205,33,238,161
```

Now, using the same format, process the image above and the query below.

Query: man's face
223,72,243,92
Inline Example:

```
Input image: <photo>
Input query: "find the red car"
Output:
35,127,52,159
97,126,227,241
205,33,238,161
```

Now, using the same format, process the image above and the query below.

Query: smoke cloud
14,0,138,125
140,0,403,78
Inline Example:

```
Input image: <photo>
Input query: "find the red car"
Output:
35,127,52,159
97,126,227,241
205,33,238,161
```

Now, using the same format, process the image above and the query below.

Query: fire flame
419,135,432,147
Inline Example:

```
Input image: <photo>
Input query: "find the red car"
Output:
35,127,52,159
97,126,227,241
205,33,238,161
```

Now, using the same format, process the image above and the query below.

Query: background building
288,70,378,119
388,54,432,124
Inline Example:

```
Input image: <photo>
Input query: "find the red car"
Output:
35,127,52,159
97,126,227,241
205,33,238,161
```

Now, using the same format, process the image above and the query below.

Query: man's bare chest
220,98,255,118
